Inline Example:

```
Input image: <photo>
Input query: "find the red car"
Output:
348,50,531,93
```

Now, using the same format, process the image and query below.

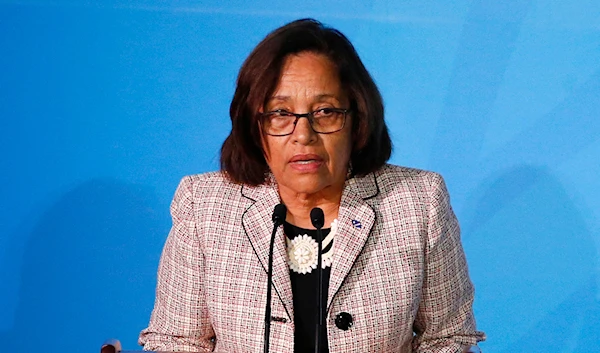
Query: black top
284,222,333,353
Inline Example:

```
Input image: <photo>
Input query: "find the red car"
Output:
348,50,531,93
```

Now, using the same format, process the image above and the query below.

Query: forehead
271,52,342,98
280,51,337,75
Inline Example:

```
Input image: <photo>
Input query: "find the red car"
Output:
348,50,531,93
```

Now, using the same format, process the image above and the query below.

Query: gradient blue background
1,1,599,352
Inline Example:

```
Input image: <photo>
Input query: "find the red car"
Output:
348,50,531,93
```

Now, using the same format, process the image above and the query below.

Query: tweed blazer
139,164,485,353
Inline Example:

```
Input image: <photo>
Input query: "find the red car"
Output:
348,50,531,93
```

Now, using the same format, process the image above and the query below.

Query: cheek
262,136,285,168
329,136,353,170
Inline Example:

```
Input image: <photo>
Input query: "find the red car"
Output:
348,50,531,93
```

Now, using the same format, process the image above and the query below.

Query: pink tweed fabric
139,164,485,352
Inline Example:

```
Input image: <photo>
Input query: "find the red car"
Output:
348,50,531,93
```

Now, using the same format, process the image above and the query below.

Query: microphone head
310,207,325,229
272,203,287,225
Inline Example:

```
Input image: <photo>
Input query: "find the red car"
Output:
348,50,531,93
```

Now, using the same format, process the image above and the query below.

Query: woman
139,19,485,353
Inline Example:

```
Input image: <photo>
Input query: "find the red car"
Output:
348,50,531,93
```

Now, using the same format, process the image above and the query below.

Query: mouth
289,154,324,171
290,154,323,163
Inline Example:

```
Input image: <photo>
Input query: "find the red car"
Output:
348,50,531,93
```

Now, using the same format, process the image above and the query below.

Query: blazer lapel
239,172,379,319
327,173,378,312
241,183,294,321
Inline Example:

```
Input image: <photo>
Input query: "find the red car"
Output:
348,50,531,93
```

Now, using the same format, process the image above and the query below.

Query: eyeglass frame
260,108,351,136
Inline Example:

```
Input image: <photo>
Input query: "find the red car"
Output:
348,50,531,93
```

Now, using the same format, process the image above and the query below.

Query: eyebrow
268,94,341,102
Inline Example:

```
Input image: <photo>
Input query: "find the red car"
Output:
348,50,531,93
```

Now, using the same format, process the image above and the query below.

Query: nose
291,115,317,145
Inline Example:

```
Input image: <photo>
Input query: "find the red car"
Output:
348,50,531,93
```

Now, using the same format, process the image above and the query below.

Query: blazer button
334,312,353,331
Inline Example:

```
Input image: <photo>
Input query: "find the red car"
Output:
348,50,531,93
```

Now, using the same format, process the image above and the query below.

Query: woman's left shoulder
374,164,447,192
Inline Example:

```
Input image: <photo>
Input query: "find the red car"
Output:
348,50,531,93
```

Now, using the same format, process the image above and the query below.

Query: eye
313,108,336,118
264,110,295,130
269,109,295,117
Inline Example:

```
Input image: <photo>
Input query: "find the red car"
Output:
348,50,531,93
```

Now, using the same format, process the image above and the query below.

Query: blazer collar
240,181,294,320
240,173,379,319
343,171,379,200
240,172,379,201
327,173,378,311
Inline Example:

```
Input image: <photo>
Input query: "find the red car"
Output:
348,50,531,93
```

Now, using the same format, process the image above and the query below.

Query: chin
289,183,326,195
282,175,329,194
293,178,346,197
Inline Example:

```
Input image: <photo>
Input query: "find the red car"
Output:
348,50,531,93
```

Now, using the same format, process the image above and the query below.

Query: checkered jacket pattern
139,164,485,352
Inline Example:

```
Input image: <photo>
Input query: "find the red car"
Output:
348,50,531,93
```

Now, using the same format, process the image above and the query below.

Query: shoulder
174,171,242,204
176,171,242,200
169,171,247,226
373,164,446,196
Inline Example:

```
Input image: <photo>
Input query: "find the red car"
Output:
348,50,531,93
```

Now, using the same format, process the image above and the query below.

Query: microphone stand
310,208,325,353
264,204,287,353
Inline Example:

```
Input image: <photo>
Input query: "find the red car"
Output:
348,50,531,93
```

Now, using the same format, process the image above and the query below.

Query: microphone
310,207,325,229
264,203,287,353
310,207,325,353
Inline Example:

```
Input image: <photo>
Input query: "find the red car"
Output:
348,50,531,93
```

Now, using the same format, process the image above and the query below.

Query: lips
290,154,323,162
289,154,323,172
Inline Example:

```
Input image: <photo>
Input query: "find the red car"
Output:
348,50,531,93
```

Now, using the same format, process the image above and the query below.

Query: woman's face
262,52,352,196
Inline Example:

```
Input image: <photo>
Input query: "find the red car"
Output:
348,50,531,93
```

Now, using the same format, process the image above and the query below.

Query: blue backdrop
1,1,599,352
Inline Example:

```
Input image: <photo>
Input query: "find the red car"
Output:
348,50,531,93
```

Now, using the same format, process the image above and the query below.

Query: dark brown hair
220,18,392,185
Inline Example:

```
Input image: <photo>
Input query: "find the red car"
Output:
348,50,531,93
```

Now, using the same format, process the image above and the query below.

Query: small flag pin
351,219,362,229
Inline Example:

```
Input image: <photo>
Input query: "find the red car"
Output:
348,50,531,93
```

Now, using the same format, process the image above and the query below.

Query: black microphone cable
310,207,325,353
263,203,287,353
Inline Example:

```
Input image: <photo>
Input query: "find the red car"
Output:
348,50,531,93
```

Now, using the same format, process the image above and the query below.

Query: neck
279,185,344,229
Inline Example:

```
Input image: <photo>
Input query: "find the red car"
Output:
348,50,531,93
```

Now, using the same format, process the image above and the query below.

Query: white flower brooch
286,219,337,274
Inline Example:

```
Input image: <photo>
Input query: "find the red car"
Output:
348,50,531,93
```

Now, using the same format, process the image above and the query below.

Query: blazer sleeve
139,176,216,352
412,173,485,352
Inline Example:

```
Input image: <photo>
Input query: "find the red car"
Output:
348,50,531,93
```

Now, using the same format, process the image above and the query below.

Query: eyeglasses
261,108,350,136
